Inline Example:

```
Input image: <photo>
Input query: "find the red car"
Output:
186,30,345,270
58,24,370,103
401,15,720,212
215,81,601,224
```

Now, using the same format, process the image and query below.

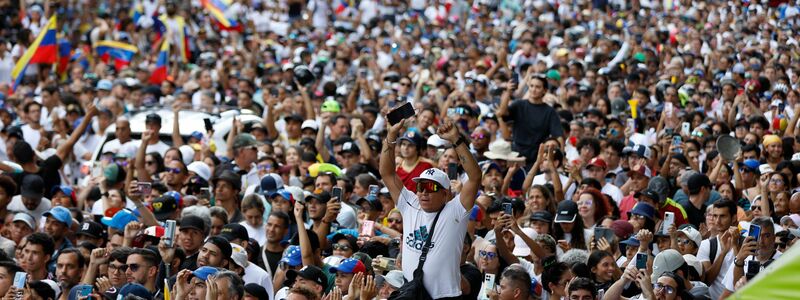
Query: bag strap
709,236,718,264
414,209,444,273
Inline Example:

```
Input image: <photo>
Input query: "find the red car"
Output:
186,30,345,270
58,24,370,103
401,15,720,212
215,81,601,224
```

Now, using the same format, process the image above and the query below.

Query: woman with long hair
587,250,619,293
553,200,588,251
577,188,613,232
521,185,558,227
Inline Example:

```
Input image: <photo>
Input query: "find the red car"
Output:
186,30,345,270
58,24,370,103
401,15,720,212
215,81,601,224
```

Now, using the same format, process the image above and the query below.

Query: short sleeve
504,100,521,121
697,239,711,262
396,188,419,213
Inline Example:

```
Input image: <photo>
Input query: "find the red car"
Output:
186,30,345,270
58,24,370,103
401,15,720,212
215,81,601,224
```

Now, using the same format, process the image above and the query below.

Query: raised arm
379,120,406,203
293,201,319,267
263,94,279,141
438,120,480,210
56,103,98,162
135,130,154,182
171,107,183,147
297,80,316,121
315,115,331,163
496,80,515,118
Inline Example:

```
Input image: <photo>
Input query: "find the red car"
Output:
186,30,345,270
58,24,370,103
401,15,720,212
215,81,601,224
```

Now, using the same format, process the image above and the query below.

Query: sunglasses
109,264,128,272
653,283,675,294
387,218,402,224
478,250,497,259
165,167,182,174
257,165,273,171
333,244,351,251
416,181,442,193
470,133,487,140
677,238,692,245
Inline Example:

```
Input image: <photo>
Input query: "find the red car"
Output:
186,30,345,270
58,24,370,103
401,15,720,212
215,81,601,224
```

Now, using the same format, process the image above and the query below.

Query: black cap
355,197,383,212
243,283,270,300
145,113,162,126
530,210,554,223
284,114,304,123
220,223,249,242
6,126,23,140
212,170,242,191
180,215,208,234
76,221,105,239
205,236,232,260
20,174,44,199
150,195,178,221
286,266,328,288
290,231,320,250
305,191,332,203
554,200,578,223
687,173,712,195
636,189,660,203
331,233,359,252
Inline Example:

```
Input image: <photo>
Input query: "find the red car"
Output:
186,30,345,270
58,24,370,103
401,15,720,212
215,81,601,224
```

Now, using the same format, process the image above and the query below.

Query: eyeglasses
333,244,351,251
677,238,692,245
478,250,497,259
770,179,784,185
470,133,487,140
109,264,128,272
578,199,593,207
416,181,441,193
257,165,273,171
653,283,675,294
127,263,143,272
165,167,182,174
752,206,762,211
387,218,402,224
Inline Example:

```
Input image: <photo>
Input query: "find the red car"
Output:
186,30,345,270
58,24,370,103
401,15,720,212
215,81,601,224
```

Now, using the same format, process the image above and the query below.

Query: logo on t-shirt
405,225,435,251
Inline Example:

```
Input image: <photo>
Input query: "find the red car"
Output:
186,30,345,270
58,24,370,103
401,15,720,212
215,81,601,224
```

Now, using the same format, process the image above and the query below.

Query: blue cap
68,284,93,300
269,189,293,203
628,203,656,221
164,191,183,206
96,79,112,91
329,258,367,274
260,174,283,195
620,236,640,247
281,245,302,267
190,131,204,141
117,283,151,299
739,159,760,174
191,266,220,281
101,209,139,231
43,206,72,227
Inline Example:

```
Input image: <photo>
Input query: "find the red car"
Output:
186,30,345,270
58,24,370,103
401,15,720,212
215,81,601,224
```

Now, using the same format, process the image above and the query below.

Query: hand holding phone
331,187,343,202
635,253,648,270
502,203,513,216
387,102,415,125
164,220,177,248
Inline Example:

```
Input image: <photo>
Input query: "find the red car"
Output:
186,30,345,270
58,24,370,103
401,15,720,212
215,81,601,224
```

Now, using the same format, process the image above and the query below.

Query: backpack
709,236,718,264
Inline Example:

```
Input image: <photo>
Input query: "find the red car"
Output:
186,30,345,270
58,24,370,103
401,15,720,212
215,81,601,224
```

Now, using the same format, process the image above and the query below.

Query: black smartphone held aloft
387,102,415,125
447,162,458,180
203,118,213,132
635,253,648,270
331,187,343,202
502,203,513,215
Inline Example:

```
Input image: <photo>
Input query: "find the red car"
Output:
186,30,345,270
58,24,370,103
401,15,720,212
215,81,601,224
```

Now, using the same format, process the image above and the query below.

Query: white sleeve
722,261,735,292
396,188,418,213
697,239,711,262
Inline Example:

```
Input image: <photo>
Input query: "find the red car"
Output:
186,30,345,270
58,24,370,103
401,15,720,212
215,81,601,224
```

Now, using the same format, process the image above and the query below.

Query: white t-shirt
336,203,358,230
602,183,624,205
240,221,267,247
697,236,735,300
123,140,170,157
722,251,781,292
20,124,42,149
532,173,569,187
243,263,275,300
397,188,468,299
8,195,51,222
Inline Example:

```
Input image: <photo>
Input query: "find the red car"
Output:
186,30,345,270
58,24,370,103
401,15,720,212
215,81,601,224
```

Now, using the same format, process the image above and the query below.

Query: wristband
734,258,745,267
454,136,467,148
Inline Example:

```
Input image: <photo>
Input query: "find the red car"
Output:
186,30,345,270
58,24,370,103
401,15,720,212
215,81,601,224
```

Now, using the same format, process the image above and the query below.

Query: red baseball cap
585,157,607,169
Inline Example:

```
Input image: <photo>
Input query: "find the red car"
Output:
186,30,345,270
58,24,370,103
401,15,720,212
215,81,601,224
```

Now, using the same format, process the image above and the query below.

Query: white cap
678,226,702,247
382,270,406,289
187,161,212,182
230,243,249,268
791,152,800,162
179,145,195,165
301,120,319,131
683,254,703,277
412,168,450,190
427,134,451,148
285,186,305,205
759,164,774,175
512,228,538,257
12,212,35,229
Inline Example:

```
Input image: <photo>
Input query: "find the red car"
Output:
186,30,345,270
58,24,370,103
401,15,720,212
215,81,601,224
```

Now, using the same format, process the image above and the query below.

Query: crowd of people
1,0,800,300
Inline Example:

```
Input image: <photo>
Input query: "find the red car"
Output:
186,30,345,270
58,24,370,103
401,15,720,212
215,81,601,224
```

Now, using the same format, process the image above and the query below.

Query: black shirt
11,155,63,198
503,100,564,163
680,198,707,229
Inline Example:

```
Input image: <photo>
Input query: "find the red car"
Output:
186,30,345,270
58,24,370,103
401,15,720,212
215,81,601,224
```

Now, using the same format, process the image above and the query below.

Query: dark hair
553,216,587,250
0,175,17,196
146,152,166,174
57,248,87,268
576,138,601,157
712,199,737,219
110,247,133,264
741,144,761,158
0,261,23,275
130,248,159,267
26,233,55,256
567,277,597,298
216,270,244,298
501,266,531,297
29,280,55,300
542,261,571,293
269,212,291,228
317,172,338,186
587,250,614,283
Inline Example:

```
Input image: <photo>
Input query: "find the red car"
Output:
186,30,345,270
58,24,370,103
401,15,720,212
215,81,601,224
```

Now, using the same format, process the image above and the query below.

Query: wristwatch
734,258,745,267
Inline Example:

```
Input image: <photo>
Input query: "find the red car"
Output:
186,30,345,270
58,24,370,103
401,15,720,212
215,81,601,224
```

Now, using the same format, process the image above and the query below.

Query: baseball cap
630,144,652,159
191,266,220,281
530,211,554,223
339,141,360,155
678,226,702,247
637,189,660,202
101,208,139,231
230,243,249,269
651,249,685,283
355,197,383,212
627,164,652,178
397,131,424,149
281,245,303,267
179,215,208,234
188,161,212,182
683,254,703,277
381,270,406,289
244,283,270,300
43,206,72,227
145,113,161,126
150,195,178,221
189,131,203,141
260,173,284,195
628,203,657,221
12,212,36,230
301,120,319,131
76,221,104,239
610,220,634,240
96,79,113,91
758,164,774,175
117,283,151,299
269,189,294,204
287,266,328,288
233,133,262,149
329,258,367,274
220,223,249,242
620,236,640,247
20,174,44,199
554,200,578,223
305,191,332,203
51,185,76,204
687,173,712,194
212,170,242,191
284,114,304,123
103,164,122,185
512,228,538,257
412,168,451,190
585,157,607,169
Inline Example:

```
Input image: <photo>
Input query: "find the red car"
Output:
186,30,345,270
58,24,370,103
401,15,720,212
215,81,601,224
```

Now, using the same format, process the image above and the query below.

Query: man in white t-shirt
697,200,737,300
720,217,781,298
583,157,624,204
380,120,481,300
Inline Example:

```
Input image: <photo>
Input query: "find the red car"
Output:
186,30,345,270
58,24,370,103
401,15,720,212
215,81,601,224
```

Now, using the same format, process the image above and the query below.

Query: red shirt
396,161,434,192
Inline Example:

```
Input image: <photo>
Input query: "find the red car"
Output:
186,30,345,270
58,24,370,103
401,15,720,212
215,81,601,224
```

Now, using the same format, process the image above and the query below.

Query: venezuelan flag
10,15,57,94
131,3,144,25
94,40,138,71
158,15,191,63
150,39,169,85
335,0,354,15
201,0,242,31
56,38,71,80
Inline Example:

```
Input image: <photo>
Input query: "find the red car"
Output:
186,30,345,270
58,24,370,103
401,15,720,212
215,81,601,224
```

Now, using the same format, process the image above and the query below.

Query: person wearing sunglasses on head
380,119,481,300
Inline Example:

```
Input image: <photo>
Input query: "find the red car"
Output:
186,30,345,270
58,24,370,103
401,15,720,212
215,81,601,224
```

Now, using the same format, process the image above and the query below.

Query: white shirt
20,124,42,149
124,140,170,157
722,250,781,292
8,195,51,221
602,183,624,205
697,236,735,300
0,51,13,85
243,263,275,300
532,173,569,187
240,220,267,247
397,188,468,299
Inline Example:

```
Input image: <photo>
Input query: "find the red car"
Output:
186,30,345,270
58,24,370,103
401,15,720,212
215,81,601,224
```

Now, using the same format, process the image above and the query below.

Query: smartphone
447,162,458,180
635,253,648,270
387,102,415,125
502,203,513,215
13,272,26,289
331,187,343,202
164,220,177,247
672,136,682,153
662,212,675,235
665,102,674,118
665,127,674,135
627,118,636,132
203,118,213,132
368,185,379,200
681,122,691,136
78,285,93,298
745,260,761,280
480,273,496,300
138,182,152,195
360,220,375,237
594,227,614,243
376,257,396,269
748,224,761,242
